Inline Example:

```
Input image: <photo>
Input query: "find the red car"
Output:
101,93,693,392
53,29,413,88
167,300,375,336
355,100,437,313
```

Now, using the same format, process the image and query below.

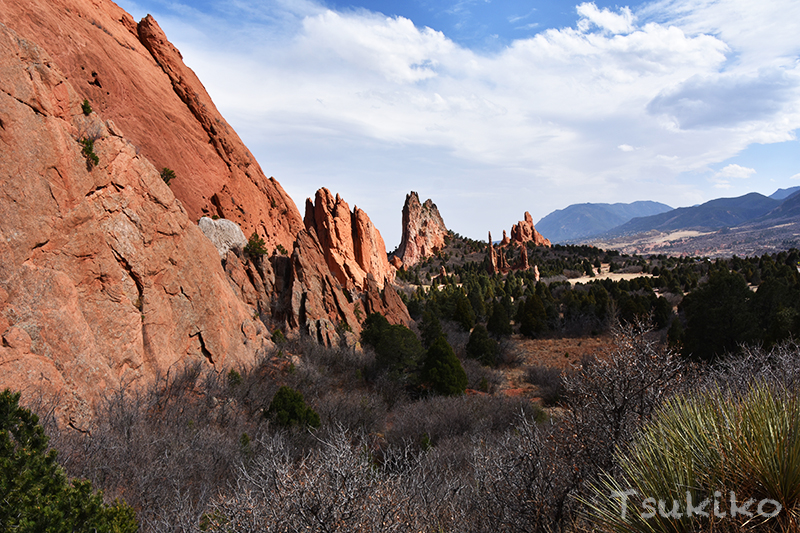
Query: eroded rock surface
304,188,395,291
0,24,270,424
0,1,304,252
510,212,551,247
393,192,448,268
199,217,248,258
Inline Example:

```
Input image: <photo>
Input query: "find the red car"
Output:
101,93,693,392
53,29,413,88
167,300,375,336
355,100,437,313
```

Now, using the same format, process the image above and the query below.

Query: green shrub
681,269,757,361
487,302,512,337
160,167,176,186
244,232,268,256
265,386,320,429
0,389,138,532
453,295,476,332
421,336,468,396
271,329,287,344
80,137,99,169
81,99,92,115
276,244,288,256
227,369,242,387
584,385,800,532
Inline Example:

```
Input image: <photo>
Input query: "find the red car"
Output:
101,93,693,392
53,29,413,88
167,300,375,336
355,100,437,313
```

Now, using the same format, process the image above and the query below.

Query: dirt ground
497,334,616,398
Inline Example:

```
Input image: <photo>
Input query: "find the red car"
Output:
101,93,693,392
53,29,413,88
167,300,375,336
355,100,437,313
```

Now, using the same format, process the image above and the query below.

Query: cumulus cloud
140,0,800,242
576,2,634,34
711,164,757,188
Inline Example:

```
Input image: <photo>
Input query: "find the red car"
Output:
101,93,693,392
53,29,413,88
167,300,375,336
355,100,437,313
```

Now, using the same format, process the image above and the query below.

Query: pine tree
466,324,498,367
421,337,468,396
0,390,138,533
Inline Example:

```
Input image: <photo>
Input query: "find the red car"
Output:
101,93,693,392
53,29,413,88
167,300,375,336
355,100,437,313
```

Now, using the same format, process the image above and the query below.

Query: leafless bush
385,394,538,450
468,417,582,533
47,362,282,533
198,427,467,533
525,364,566,406
461,358,503,393
561,322,690,478
316,389,387,434
705,339,800,394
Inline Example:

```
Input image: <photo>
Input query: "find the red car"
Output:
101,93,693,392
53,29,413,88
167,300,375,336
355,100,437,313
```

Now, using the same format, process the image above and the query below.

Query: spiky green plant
584,385,800,532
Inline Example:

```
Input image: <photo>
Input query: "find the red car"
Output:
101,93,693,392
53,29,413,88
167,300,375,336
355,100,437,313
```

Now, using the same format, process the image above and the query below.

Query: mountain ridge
535,201,673,243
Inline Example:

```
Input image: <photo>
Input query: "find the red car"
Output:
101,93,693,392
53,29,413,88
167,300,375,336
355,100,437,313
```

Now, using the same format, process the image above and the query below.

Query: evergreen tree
421,337,468,396
266,386,321,429
452,294,476,332
519,293,547,338
486,302,512,338
466,324,498,367
0,390,138,533
681,269,756,361
363,313,424,372
420,310,444,349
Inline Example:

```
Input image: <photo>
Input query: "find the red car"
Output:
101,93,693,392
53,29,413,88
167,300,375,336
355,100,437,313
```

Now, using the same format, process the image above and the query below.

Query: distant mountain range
535,201,673,243
538,188,800,247
770,186,800,200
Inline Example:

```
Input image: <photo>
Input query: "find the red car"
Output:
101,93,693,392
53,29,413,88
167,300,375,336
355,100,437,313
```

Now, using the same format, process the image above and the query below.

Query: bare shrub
561,322,689,477
706,339,800,394
316,389,387,434
199,427,466,533
524,364,566,406
461,358,502,393
468,417,583,533
385,394,538,450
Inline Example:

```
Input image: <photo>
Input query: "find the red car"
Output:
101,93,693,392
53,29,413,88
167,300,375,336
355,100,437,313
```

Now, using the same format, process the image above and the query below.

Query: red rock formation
0,25,269,423
0,1,303,252
510,212,552,247
304,188,395,291
0,0,412,398
515,243,530,271
487,232,511,275
393,192,448,268
500,230,511,246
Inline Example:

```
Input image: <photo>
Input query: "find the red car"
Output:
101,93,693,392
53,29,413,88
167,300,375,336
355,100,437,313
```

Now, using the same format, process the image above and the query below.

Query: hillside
535,201,673,243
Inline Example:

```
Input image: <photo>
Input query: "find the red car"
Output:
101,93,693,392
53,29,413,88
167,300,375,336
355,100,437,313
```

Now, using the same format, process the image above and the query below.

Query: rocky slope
392,191,448,268
0,0,303,252
0,1,411,421
0,23,271,424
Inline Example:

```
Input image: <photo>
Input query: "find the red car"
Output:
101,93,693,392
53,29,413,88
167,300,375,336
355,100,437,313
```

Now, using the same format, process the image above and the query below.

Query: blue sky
115,0,800,246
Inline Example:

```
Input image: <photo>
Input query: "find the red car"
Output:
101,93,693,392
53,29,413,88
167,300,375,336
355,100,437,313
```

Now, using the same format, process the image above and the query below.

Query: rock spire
392,192,448,268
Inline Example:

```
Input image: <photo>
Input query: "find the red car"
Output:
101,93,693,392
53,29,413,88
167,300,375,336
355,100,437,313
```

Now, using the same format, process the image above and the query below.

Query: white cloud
717,164,757,179
791,173,800,180
710,163,756,188
153,0,800,243
576,2,634,34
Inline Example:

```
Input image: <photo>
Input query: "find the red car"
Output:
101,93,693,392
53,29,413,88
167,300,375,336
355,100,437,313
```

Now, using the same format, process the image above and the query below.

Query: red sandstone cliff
0,0,304,252
392,191,448,268
304,188,396,291
0,1,411,419
487,212,549,275
0,23,270,424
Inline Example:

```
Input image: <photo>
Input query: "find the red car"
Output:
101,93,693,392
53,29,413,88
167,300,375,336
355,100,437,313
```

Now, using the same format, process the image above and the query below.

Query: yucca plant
583,384,800,532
